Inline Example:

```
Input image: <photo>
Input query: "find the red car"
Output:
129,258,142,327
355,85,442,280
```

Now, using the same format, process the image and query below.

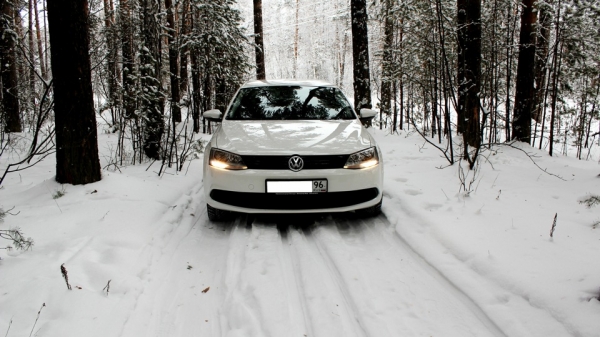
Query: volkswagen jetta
203,80,383,221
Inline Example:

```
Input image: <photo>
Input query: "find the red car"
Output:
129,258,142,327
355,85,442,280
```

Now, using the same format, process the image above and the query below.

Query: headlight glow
209,148,247,170
344,147,379,169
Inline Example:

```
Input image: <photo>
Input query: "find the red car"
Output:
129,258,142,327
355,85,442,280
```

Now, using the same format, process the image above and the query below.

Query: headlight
209,148,247,170
344,147,379,169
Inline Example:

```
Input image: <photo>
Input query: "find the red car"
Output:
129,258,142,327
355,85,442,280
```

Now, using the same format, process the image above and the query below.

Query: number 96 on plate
312,179,327,193
266,179,328,194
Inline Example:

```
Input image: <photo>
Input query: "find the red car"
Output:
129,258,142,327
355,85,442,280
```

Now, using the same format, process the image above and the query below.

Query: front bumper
204,164,383,214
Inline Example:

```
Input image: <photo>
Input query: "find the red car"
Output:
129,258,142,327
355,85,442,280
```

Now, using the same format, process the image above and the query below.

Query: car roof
241,79,335,88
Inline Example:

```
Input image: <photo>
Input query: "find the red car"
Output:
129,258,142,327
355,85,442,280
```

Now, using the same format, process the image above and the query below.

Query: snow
1,127,599,337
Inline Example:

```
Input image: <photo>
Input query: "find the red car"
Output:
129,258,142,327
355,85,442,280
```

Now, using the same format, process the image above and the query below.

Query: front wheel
207,204,234,221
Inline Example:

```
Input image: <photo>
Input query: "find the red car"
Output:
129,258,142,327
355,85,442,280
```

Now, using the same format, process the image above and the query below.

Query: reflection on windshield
226,86,356,120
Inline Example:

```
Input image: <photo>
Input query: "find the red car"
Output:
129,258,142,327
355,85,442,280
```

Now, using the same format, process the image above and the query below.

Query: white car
202,80,383,221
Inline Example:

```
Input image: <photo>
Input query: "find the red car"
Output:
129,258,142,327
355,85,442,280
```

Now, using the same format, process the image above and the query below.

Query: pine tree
0,0,21,133
512,0,538,143
47,0,101,184
350,0,372,111
458,0,481,148
253,0,266,79
140,0,164,160
165,0,181,123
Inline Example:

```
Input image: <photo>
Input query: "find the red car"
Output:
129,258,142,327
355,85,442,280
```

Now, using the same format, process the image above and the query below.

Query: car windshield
225,86,356,120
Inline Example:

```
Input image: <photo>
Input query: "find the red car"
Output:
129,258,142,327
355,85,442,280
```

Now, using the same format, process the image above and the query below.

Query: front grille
241,155,349,170
210,188,379,210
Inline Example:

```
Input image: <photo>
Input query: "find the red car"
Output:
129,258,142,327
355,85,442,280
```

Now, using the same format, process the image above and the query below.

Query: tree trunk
398,17,404,130
533,0,551,123
190,4,200,133
103,0,118,122
294,0,299,78
380,0,394,130
350,0,372,111
120,0,136,119
512,0,537,143
548,0,563,157
34,0,47,80
28,0,36,109
190,49,200,133
253,0,265,80
0,0,21,132
456,0,467,134
165,0,181,123
179,0,190,95
141,0,164,160
504,2,518,141
339,31,348,89
47,0,101,184
462,0,481,148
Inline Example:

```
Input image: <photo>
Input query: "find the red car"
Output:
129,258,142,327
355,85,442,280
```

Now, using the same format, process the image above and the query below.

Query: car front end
202,80,384,219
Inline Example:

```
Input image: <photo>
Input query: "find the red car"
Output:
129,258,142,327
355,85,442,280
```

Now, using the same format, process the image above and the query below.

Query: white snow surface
1,128,600,337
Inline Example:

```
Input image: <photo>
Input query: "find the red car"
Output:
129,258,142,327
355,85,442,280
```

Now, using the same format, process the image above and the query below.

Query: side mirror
359,108,377,127
359,108,378,119
204,109,223,122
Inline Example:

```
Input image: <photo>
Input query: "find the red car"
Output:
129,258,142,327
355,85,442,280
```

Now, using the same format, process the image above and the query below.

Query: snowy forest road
117,180,507,337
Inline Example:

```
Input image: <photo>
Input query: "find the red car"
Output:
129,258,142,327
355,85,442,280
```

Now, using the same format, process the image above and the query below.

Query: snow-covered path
111,176,505,337
2,129,599,337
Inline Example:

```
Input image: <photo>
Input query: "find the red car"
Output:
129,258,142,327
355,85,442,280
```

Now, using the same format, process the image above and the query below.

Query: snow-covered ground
1,127,599,337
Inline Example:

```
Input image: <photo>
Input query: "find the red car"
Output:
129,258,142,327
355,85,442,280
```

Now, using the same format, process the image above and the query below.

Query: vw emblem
288,155,304,172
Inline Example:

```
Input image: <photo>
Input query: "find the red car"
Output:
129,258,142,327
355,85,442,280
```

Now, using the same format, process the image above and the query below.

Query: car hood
213,120,374,155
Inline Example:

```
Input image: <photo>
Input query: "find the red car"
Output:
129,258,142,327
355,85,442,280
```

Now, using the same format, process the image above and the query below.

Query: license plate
266,180,328,193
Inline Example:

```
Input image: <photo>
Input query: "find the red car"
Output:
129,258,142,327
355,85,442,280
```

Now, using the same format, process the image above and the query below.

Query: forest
0,0,599,185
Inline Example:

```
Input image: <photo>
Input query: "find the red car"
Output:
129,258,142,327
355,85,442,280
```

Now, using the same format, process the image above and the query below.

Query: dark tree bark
253,0,265,80
504,2,518,141
34,0,47,80
103,0,118,121
191,49,200,133
350,0,372,111
548,0,563,157
190,6,202,133
215,78,228,113
179,0,190,95
456,0,467,134
512,0,537,143
120,0,136,119
0,0,21,132
165,0,181,123
190,7,200,133
47,0,101,184
398,16,404,131
459,0,481,148
28,0,35,108
532,0,551,123
140,0,164,160
380,0,394,130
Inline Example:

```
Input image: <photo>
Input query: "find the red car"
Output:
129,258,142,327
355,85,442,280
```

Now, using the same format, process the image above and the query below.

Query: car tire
354,199,382,217
207,204,233,221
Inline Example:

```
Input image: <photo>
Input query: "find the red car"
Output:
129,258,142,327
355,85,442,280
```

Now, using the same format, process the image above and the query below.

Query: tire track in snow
376,215,506,337
221,222,315,337
367,214,507,337
291,225,369,337
311,213,506,337
220,221,267,336
118,183,239,337
275,226,315,337
386,199,576,336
